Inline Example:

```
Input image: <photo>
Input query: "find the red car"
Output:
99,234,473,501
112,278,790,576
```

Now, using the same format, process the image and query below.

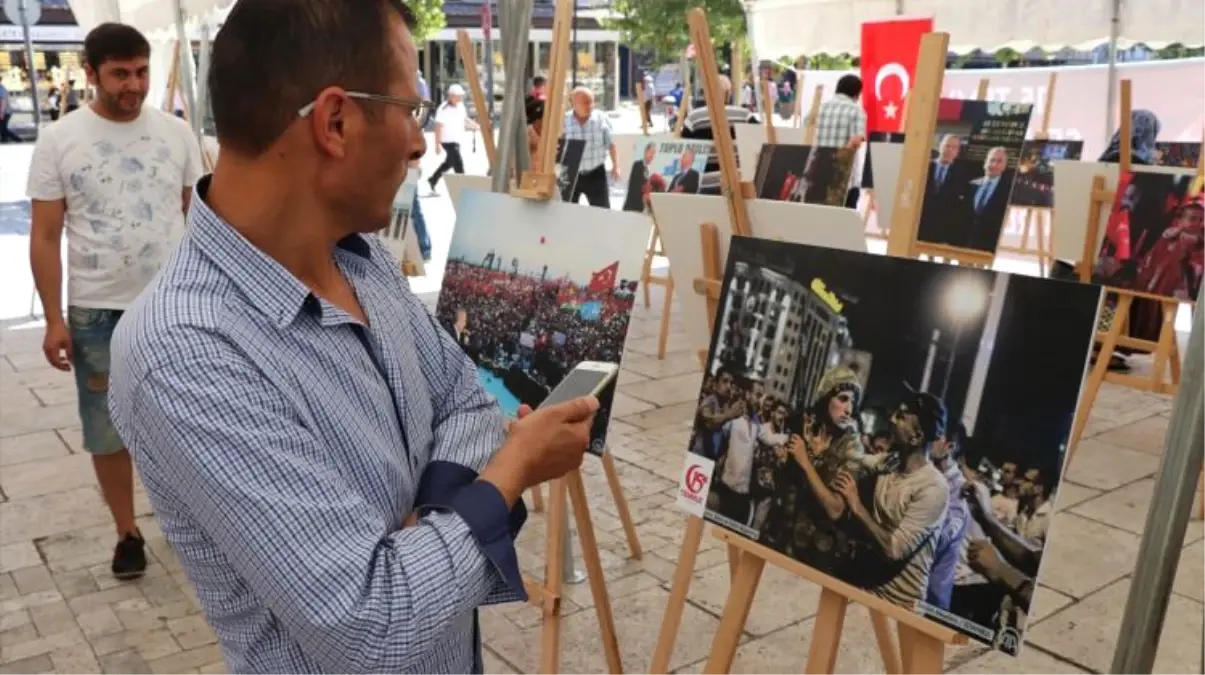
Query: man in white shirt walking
428,83,476,194
27,22,203,579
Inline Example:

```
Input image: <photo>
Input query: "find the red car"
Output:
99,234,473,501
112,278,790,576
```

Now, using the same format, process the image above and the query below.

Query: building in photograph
713,261,847,405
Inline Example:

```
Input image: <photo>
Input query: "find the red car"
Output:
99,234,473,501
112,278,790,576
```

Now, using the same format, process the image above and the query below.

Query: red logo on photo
681,464,710,504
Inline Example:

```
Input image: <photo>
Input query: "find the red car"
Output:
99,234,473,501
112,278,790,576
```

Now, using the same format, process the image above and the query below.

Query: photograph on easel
685,236,1101,654
1153,141,1202,169
752,145,857,207
434,190,650,454
556,138,586,202
1092,171,1204,302
861,131,905,190
917,100,1033,253
621,138,714,212
1010,140,1085,208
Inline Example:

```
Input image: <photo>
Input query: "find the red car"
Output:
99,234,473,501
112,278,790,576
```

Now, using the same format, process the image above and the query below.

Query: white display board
734,123,807,182
443,174,493,215
650,192,869,350
1050,160,1195,263
868,142,903,235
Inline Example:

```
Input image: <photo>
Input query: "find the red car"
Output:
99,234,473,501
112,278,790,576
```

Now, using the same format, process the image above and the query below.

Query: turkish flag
588,261,619,293
860,18,932,133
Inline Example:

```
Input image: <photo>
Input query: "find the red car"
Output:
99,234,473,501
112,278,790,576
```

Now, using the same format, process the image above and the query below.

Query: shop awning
747,0,1205,56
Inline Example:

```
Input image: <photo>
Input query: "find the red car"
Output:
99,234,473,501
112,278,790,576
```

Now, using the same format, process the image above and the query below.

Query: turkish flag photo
860,18,933,133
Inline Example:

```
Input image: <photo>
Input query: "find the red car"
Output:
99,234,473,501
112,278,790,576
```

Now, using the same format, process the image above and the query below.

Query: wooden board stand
505,3,640,670
802,84,824,146
457,30,497,171
1067,80,1192,459
996,73,1059,275
638,83,676,361
648,15,951,675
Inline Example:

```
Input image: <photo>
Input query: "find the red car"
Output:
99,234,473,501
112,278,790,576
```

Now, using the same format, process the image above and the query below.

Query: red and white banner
860,17,933,133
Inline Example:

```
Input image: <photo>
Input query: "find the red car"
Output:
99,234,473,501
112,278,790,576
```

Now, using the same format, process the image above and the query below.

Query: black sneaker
111,533,147,580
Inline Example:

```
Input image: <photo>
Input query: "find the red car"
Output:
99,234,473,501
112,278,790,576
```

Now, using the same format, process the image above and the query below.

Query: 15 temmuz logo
681,464,710,504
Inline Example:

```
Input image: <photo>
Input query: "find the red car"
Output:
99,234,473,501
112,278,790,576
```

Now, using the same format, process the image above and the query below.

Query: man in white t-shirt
27,22,203,580
427,83,477,194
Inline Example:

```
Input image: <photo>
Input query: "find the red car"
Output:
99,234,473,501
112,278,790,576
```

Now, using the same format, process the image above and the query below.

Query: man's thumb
552,396,600,422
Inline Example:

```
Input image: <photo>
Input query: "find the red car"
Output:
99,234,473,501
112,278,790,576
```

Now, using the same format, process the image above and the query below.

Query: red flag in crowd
860,17,932,133
588,261,620,293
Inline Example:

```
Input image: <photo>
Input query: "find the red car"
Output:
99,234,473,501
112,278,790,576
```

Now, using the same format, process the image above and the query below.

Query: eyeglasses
298,91,435,127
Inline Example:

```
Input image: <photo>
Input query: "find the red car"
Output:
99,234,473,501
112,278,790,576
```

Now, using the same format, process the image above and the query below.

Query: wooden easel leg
1036,209,1051,276
656,275,674,360
702,553,765,674
530,483,545,513
1150,301,1179,391
539,478,569,674
641,228,657,309
601,450,643,559
802,589,849,673
870,611,903,674
566,469,624,674
897,624,944,674
1069,295,1131,459
650,516,706,673
1170,334,1183,387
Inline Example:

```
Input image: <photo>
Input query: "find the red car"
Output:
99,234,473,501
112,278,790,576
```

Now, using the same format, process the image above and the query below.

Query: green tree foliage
604,0,747,62
407,0,446,43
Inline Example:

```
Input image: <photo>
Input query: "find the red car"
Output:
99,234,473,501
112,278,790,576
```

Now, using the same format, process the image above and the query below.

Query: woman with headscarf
757,366,884,574
1095,109,1164,370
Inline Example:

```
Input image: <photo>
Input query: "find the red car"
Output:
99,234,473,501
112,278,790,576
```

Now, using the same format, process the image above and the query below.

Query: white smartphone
538,361,619,409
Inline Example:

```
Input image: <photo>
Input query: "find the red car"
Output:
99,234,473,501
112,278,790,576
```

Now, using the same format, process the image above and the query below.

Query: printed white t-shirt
435,102,467,144
27,105,203,310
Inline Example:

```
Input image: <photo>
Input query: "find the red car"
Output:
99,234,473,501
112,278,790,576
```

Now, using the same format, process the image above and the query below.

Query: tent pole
1103,0,1122,145
1110,284,1205,673
171,0,200,134
742,0,759,113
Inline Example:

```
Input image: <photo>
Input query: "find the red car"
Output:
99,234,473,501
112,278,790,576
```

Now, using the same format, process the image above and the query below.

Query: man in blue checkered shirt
106,2,600,672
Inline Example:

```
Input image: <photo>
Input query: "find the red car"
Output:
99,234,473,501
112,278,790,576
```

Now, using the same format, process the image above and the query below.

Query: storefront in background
1,23,87,131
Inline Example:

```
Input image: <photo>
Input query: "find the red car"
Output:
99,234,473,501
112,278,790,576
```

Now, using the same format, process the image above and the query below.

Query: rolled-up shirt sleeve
117,354,511,674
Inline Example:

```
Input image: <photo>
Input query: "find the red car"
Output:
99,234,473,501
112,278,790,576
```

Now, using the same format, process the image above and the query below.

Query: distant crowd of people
436,259,634,387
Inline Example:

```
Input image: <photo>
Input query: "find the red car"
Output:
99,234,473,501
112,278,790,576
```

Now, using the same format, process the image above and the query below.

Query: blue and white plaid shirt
108,177,526,674
561,108,614,172
806,93,867,148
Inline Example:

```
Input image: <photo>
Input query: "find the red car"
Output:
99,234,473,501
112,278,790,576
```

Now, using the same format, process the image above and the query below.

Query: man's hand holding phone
482,396,600,507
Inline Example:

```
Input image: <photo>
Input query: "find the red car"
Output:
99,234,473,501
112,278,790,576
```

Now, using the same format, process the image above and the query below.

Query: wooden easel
996,72,1058,275
802,84,824,146
505,3,638,670
793,72,805,128
1067,80,1191,458
457,30,497,170
648,13,926,674
160,42,216,174
760,79,778,144
638,83,679,361
698,32,968,674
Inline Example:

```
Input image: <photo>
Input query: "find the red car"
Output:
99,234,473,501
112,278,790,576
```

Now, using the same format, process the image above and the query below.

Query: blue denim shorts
67,306,126,455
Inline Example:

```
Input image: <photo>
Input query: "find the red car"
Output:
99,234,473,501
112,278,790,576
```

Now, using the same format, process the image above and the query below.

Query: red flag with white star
860,17,932,133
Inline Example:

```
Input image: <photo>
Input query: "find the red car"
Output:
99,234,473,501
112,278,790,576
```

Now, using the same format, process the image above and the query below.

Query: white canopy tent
745,0,1205,56
742,0,1204,143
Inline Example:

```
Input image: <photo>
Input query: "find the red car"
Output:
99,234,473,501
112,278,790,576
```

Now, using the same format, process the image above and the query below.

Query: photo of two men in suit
917,133,1017,254
621,141,708,212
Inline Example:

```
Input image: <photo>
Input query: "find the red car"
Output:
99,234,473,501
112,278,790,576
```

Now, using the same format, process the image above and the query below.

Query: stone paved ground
2,287,1202,674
